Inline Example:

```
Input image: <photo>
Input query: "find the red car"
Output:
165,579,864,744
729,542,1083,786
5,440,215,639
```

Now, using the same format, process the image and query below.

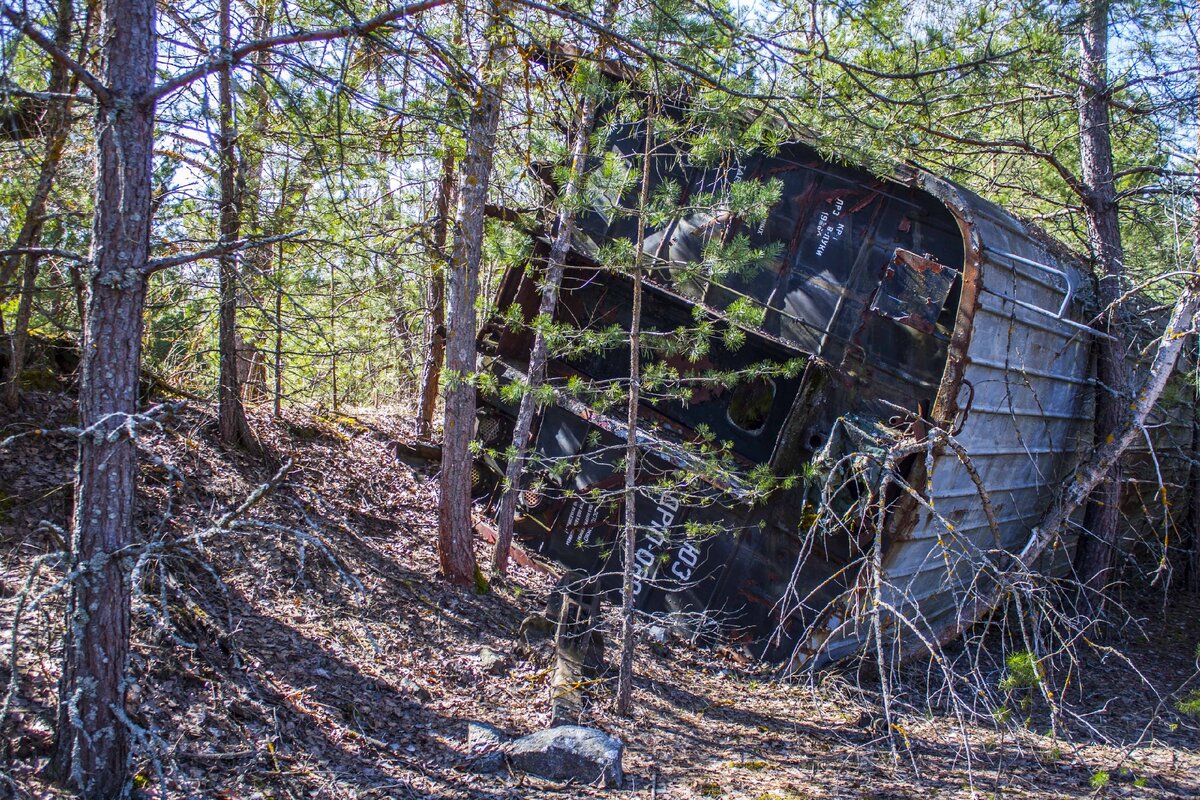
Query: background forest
3,0,1195,414
2,0,1200,797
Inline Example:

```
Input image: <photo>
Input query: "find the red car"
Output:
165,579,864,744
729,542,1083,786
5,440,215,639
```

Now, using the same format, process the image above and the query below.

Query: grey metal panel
884,532,1009,582
968,302,1091,357
862,196,1096,660
798,165,1186,669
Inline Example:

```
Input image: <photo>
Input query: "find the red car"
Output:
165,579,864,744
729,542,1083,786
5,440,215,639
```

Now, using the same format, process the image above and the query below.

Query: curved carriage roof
793,172,1099,668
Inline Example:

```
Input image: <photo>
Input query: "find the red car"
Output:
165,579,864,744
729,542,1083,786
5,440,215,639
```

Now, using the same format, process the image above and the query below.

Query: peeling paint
471,128,1188,669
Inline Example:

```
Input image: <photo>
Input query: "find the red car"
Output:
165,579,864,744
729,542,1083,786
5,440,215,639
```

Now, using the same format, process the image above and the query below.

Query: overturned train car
470,124,1190,669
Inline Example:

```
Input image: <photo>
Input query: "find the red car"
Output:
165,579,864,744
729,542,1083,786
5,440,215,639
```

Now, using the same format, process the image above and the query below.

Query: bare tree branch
0,247,85,262
0,4,110,103
144,229,306,273
144,0,452,104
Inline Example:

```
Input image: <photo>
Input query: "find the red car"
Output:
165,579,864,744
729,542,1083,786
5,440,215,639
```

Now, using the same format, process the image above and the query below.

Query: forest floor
2,392,1199,800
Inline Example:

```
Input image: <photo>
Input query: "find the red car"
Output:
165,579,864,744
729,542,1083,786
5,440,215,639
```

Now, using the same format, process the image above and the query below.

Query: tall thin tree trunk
1186,336,1200,591
47,0,156,792
329,260,338,409
67,259,85,324
492,0,620,575
416,151,454,440
438,0,506,584
271,161,291,419
3,0,76,409
216,0,257,451
1073,0,1128,609
616,105,654,717
274,238,284,417
4,254,39,408
236,0,279,407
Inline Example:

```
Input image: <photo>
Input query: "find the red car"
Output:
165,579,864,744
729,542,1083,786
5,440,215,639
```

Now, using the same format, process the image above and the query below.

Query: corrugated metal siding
804,188,1100,665
785,173,1195,670
890,205,1094,640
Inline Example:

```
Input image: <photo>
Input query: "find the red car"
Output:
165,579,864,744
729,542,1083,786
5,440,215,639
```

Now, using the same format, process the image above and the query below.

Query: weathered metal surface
828,191,1097,668
870,249,959,335
471,118,1191,669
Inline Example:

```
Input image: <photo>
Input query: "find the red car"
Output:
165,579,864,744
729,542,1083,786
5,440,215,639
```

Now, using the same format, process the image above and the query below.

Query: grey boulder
464,721,507,773
506,725,623,788
478,646,509,674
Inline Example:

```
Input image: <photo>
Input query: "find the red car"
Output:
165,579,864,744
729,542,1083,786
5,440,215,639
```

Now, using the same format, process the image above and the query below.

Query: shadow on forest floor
2,392,1199,799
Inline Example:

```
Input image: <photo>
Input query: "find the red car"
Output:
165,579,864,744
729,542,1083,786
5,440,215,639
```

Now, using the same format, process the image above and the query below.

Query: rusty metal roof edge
782,169,1098,673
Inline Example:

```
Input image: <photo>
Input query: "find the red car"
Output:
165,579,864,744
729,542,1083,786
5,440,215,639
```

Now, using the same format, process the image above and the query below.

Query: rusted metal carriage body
471,122,1185,667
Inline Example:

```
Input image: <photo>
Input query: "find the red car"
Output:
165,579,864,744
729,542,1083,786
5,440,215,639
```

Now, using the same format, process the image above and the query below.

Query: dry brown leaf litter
1,392,1197,799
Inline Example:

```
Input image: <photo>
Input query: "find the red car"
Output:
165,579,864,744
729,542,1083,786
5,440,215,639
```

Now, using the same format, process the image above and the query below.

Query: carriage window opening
727,376,776,435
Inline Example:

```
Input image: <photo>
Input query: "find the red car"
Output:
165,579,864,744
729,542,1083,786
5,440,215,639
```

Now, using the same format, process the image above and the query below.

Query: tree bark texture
232,0,279,407
492,0,620,575
217,0,258,451
1186,337,1200,592
47,0,156,793
1073,0,1129,604
3,0,76,409
617,107,654,717
416,152,455,440
438,4,505,585
274,239,285,417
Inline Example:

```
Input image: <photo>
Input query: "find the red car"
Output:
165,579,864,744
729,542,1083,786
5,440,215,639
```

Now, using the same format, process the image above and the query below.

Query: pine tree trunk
1186,344,1200,591
416,152,454,440
438,2,506,585
616,106,654,717
274,239,285,417
1073,0,1128,608
233,4,278,408
47,0,155,791
492,0,620,575
271,161,295,419
329,262,338,408
216,0,257,451
2,0,76,409
4,254,38,409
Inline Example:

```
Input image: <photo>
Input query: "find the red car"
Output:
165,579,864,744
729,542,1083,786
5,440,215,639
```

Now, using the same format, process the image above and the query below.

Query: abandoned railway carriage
470,117,1190,669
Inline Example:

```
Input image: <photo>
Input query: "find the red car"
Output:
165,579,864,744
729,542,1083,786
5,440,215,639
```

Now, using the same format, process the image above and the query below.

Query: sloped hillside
2,393,1199,799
